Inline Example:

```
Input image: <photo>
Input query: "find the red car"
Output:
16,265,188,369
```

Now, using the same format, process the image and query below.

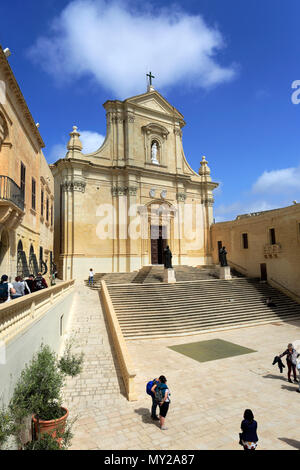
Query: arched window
29,244,39,276
17,240,29,278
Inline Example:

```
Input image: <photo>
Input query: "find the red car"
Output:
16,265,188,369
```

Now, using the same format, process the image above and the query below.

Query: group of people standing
0,273,48,303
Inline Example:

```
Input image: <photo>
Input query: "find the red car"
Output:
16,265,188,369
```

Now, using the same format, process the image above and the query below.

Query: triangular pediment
125,90,184,121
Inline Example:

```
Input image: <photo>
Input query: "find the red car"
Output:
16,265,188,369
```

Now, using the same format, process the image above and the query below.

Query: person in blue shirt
152,375,170,430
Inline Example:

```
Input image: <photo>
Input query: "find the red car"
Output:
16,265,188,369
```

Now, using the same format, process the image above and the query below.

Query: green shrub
0,407,15,449
58,339,84,377
8,341,83,449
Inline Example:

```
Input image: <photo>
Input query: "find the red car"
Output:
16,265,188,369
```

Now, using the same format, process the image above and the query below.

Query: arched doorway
147,202,176,265
0,230,10,275
17,240,29,278
29,245,39,276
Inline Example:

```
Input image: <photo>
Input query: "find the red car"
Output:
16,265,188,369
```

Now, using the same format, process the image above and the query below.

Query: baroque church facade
51,86,219,280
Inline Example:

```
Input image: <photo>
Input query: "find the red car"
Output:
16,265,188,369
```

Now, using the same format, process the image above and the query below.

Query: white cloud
252,166,300,194
28,0,237,98
80,130,105,153
47,143,66,163
45,130,105,163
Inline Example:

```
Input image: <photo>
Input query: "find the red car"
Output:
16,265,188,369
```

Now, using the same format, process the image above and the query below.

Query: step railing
269,278,300,304
0,280,75,344
100,280,137,401
227,259,248,275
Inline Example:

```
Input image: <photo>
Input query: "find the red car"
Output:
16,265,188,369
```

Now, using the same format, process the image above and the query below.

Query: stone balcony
0,175,24,229
264,243,281,258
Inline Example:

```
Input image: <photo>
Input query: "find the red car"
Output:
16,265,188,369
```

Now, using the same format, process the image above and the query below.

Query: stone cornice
0,45,45,149
52,158,219,192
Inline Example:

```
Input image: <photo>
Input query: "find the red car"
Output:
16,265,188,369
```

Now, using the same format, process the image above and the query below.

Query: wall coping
100,280,137,401
0,280,75,344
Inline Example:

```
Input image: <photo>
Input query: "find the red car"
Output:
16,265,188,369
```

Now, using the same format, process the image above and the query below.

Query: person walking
0,275,16,303
25,274,36,294
296,358,300,393
279,343,299,383
34,272,48,291
240,409,258,450
148,377,160,421
88,268,94,287
152,375,170,430
12,276,30,299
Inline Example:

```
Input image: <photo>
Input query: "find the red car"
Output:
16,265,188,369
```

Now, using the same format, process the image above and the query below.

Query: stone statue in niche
151,141,159,165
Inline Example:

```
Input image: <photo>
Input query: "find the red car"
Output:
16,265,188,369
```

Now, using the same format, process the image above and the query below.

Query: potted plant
9,340,83,449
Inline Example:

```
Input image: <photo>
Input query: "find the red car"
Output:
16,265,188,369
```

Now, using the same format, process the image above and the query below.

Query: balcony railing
0,175,24,211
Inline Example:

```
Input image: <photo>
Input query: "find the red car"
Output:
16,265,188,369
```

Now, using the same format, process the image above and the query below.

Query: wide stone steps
85,265,220,287
105,278,300,339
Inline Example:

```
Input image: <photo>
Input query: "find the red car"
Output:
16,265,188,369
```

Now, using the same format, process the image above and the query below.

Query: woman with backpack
0,275,16,303
151,375,170,430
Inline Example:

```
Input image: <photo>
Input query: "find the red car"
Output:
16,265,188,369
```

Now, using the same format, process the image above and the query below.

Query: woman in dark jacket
240,409,258,450
280,343,299,383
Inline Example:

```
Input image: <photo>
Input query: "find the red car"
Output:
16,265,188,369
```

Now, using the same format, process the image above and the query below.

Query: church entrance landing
150,225,167,265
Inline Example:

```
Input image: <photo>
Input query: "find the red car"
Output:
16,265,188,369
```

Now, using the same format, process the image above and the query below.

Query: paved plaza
63,282,300,450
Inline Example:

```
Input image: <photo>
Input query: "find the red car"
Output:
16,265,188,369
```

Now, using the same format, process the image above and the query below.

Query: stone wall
211,204,300,300
0,280,75,407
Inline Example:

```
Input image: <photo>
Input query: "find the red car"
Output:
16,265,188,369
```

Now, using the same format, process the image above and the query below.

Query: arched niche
142,123,169,166
0,230,10,275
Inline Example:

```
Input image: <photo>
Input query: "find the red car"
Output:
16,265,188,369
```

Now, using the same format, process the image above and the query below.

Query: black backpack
35,277,44,291
0,283,9,303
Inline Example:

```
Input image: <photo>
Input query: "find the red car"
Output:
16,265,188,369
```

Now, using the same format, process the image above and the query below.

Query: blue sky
1,0,300,221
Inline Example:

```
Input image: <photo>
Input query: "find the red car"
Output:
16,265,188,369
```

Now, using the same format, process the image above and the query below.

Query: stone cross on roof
147,71,155,86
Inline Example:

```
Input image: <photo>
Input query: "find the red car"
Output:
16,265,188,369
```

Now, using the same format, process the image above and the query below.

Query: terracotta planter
32,407,69,442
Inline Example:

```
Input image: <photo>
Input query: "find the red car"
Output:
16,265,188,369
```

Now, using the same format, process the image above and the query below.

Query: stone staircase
105,278,300,339
85,265,219,288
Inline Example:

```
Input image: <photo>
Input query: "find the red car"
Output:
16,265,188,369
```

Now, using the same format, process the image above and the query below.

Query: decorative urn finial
66,125,83,158
199,156,211,177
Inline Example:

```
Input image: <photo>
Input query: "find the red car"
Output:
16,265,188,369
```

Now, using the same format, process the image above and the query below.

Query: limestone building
211,203,300,300
51,85,219,280
0,45,54,283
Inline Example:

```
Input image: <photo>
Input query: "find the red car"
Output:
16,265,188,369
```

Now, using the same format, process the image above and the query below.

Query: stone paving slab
63,283,300,450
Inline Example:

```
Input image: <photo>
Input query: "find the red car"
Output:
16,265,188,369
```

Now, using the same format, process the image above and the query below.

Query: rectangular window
39,246,43,271
60,314,64,336
242,233,248,249
31,178,36,210
41,189,44,217
269,228,276,245
20,162,26,199
51,204,53,226
46,198,49,221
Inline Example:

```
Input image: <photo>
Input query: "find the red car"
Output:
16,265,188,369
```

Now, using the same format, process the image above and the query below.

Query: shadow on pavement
262,374,287,381
278,438,300,449
134,407,160,427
